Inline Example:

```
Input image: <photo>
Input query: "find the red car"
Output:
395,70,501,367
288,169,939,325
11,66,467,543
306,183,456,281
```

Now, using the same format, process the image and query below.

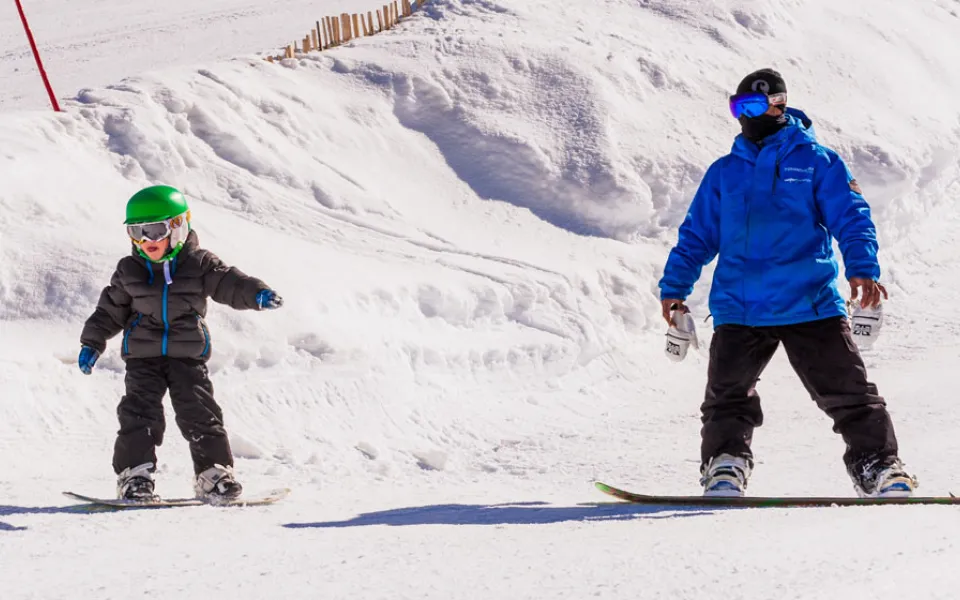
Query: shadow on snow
0,504,113,519
282,501,741,529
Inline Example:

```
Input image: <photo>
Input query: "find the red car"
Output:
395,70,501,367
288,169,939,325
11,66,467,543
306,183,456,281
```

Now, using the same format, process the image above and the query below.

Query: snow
1,0,359,111
2,0,960,598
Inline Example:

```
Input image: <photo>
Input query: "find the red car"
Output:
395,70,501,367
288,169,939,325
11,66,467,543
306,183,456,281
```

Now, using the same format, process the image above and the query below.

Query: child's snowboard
63,487,290,509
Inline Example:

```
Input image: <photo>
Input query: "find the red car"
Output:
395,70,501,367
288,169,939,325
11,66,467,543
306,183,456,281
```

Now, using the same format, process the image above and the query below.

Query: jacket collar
730,107,817,163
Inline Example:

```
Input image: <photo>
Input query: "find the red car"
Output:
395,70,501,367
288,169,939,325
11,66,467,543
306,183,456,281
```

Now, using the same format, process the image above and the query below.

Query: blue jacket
658,108,880,327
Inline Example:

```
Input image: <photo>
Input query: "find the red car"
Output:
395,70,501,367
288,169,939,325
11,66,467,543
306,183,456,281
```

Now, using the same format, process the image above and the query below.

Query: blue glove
256,289,283,310
78,346,100,375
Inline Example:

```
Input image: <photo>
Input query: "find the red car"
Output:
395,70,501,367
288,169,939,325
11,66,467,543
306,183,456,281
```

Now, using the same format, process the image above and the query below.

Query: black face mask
739,110,788,143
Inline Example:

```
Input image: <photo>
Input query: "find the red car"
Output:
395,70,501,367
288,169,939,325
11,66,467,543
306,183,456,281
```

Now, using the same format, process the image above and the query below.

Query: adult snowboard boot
701,454,752,497
849,457,917,498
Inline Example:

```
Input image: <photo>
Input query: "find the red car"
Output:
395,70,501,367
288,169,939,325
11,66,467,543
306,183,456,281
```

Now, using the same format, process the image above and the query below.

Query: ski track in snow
2,0,960,598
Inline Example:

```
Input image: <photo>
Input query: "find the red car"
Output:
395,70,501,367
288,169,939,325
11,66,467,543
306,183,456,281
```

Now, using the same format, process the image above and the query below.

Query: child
78,185,283,502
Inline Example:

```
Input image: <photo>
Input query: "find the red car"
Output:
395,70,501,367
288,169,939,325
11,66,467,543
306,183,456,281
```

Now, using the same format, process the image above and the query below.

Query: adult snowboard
595,482,959,507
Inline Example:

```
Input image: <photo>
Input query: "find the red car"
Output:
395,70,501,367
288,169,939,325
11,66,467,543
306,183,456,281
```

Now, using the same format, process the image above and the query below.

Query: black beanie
736,68,787,96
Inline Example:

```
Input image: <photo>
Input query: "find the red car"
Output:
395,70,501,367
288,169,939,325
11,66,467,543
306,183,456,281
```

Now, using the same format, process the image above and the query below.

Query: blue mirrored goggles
729,92,787,119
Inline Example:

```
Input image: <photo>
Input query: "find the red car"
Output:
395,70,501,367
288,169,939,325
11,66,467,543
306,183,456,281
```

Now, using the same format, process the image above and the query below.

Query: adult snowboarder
78,185,284,501
658,69,916,498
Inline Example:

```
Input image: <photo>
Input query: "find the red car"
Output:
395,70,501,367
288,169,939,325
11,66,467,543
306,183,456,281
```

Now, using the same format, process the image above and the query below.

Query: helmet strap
136,240,186,263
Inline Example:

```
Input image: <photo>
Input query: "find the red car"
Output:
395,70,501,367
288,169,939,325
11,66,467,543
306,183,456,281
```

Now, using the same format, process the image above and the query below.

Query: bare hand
661,299,686,326
849,278,888,310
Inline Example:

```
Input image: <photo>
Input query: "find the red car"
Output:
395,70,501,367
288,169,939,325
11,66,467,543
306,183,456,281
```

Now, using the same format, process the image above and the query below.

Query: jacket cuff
80,338,106,354
845,266,880,281
659,288,689,301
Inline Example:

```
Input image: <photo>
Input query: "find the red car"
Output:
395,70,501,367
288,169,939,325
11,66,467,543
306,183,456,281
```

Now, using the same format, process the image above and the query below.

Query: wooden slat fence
265,0,429,62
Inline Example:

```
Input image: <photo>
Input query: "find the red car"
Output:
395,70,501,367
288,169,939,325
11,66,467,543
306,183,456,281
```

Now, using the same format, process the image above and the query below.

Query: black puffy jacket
81,230,268,361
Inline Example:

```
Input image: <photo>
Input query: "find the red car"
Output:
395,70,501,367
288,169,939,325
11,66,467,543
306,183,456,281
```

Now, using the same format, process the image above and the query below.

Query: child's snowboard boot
195,465,243,502
117,463,159,502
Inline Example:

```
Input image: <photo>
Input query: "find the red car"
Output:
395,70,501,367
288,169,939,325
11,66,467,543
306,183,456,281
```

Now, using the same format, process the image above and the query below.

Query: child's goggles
729,92,787,119
126,214,185,243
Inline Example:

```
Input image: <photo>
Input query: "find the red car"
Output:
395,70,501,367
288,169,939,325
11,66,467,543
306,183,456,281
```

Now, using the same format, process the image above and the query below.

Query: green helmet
125,185,189,224
125,185,192,263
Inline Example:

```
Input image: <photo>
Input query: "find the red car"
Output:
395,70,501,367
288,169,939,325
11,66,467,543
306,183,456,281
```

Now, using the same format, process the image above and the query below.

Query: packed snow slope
1,0,360,111
3,0,960,598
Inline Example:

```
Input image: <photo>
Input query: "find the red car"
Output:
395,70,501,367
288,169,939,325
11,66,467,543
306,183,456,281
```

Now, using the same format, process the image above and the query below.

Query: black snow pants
701,316,899,472
113,357,234,475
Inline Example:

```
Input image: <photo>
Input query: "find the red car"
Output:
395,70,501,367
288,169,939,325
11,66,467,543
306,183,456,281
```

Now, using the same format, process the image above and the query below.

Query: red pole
14,0,61,112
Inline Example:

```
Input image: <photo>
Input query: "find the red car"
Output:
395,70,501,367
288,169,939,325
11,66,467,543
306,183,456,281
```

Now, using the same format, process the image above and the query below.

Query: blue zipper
123,313,142,355
197,314,210,357
743,172,753,325
161,284,169,356
160,258,177,356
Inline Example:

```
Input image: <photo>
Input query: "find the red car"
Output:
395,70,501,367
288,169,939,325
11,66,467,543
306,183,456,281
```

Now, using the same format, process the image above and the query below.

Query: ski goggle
728,92,787,119
126,214,186,243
